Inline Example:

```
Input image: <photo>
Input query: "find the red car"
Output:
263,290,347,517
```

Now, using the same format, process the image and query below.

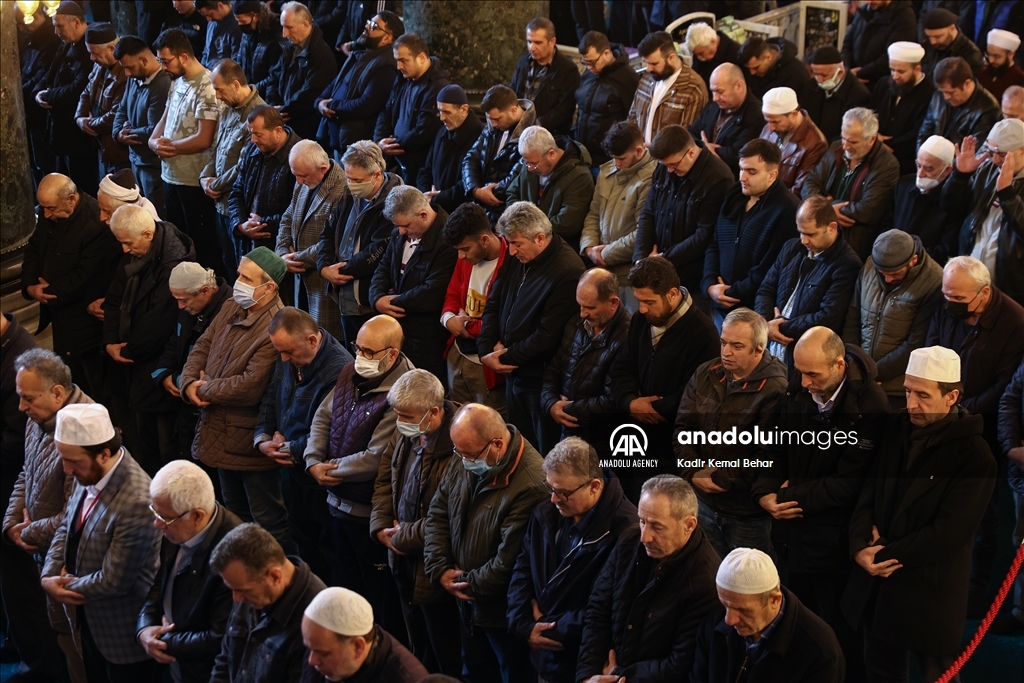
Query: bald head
576,267,620,329
710,62,747,112
451,403,509,445
1003,86,1024,121
37,173,79,220
358,314,404,351
793,327,847,399
578,268,618,300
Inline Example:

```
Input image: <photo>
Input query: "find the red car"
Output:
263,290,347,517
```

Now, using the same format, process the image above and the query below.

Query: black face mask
239,23,256,35
944,289,981,320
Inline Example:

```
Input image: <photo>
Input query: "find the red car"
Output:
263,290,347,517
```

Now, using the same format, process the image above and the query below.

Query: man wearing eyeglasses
137,460,242,683
423,403,548,683
507,437,638,683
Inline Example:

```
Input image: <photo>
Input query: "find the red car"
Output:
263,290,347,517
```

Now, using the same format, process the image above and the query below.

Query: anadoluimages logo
604,424,659,468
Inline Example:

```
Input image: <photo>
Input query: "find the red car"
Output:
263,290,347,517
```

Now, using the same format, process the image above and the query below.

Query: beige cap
716,548,779,594
906,346,961,383
304,587,374,636
55,404,116,446
761,87,799,115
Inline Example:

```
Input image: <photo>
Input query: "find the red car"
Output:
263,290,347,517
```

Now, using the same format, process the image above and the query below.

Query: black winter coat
317,173,404,309
228,130,302,251
416,113,485,213
691,587,845,683
307,0,346,51
368,207,458,379
871,75,936,175
755,234,863,368
540,305,631,451
19,19,59,132
478,235,585,386
374,57,451,184
688,91,765,175
691,31,741,89
926,286,1024,418
138,505,243,683
573,45,640,166
510,50,581,136
507,473,639,683
461,100,539,206
799,74,872,143
840,0,917,87
843,408,996,655
300,625,426,683
103,221,196,412
160,8,207,62
633,149,733,291
1,314,36,475
879,173,965,265
22,194,121,358
152,281,231,388
751,344,889,572
998,359,1024,496
921,31,986,82
745,38,810,99
576,526,721,682
39,37,92,148
315,42,395,151
917,80,1001,151
236,24,284,96
265,24,338,139
702,179,799,313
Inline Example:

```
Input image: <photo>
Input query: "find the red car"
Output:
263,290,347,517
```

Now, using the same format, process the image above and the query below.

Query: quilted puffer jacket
180,296,284,471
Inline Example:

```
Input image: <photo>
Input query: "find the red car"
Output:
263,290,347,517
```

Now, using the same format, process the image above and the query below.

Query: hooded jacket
633,148,734,291
423,426,549,628
760,111,828,196
917,79,1001,151
702,178,800,313
879,172,965,265
373,56,451,182
461,99,538,213
506,137,596,252
416,110,485,213
840,0,917,86
751,344,890,572
843,407,996,655
510,49,581,137
573,44,640,165
745,38,810,99
801,139,901,259
507,472,639,683
315,40,393,150
266,24,338,139
842,239,944,396
676,353,789,519
103,221,196,412
688,90,765,175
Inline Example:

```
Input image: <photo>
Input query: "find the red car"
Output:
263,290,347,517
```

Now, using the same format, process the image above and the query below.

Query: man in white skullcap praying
757,86,828,195
40,403,162,680
870,41,935,175
843,346,996,682
691,547,844,682
300,586,427,682
979,28,1023,101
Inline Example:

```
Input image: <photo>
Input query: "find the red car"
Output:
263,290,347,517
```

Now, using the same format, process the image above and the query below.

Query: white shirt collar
811,377,846,412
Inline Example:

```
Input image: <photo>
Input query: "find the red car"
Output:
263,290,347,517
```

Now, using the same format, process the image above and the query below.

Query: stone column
0,1,36,255
108,1,138,39
403,1,546,92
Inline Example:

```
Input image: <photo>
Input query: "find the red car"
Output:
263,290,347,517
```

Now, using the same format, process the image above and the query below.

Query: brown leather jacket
759,109,827,196
76,61,129,164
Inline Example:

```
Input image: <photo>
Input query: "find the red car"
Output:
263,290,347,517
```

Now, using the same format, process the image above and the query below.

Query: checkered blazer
42,448,161,665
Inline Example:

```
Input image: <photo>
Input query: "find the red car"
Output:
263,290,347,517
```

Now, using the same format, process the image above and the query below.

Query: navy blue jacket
316,43,396,151
255,329,352,465
236,24,284,96
374,57,451,183
266,24,338,140
702,179,799,313
507,473,638,683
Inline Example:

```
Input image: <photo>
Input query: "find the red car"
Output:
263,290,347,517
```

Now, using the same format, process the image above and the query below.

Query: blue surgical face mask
462,457,493,475
396,409,431,438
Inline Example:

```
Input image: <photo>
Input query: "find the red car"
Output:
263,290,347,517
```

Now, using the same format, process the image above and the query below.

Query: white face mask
396,409,431,438
353,352,391,379
915,169,947,193
348,179,376,199
232,280,267,309
818,66,843,92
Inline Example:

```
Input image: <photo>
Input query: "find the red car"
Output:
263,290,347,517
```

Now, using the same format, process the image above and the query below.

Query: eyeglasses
453,439,495,461
545,479,592,503
155,55,178,66
149,504,193,526
350,343,392,359
366,18,391,35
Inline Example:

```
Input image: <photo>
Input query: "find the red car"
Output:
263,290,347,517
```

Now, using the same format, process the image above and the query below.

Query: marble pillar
108,1,138,39
0,1,36,254
403,1,546,92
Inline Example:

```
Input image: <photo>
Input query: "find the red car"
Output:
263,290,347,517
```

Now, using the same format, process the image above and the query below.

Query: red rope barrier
934,540,1024,683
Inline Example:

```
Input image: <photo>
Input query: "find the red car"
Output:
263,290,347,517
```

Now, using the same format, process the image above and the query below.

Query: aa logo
609,423,648,457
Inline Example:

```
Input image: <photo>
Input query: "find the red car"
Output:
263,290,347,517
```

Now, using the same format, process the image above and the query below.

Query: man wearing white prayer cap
40,402,163,680
691,548,844,682
97,168,162,225
300,586,427,682
757,87,828,194
979,28,1024,101
844,341,996,681
869,40,936,174
945,119,1024,305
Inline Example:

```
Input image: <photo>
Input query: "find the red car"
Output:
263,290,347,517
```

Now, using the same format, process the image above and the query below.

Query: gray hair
210,523,286,578
496,201,552,240
641,474,698,520
14,348,72,390
280,1,312,24
722,308,768,350
944,255,991,287
87,37,119,49
342,140,386,175
518,125,558,156
110,204,155,238
55,176,77,202
289,139,329,171
150,460,216,516
686,22,717,50
383,185,430,220
543,436,600,480
387,368,444,413
842,107,879,138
